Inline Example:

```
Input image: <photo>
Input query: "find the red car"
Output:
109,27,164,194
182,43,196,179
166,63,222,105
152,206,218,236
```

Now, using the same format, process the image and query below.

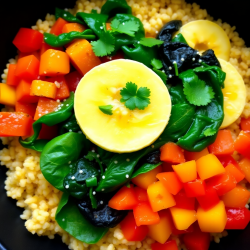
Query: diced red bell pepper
157,172,183,195
134,186,148,202
0,112,33,137
183,179,206,197
240,117,250,132
151,240,178,250
160,142,185,164
216,155,240,168
133,202,160,226
208,129,234,155
196,187,220,211
18,51,40,61
15,101,37,118
34,97,59,120
38,124,58,140
206,170,237,196
64,71,83,92
234,131,250,159
13,28,43,53
108,186,138,210
174,190,195,210
16,80,39,103
183,224,210,250
225,207,250,230
6,64,20,86
171,222,194,235
100,50,124,63
162,162,173,172
225,164,245,183
15,55,40,81
120,212,148,241
50,18,69,36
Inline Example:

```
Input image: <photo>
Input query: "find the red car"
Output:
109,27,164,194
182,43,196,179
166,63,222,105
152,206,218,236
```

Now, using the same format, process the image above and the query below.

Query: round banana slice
74,59,172,153
179,20,231,61
219,58,246,128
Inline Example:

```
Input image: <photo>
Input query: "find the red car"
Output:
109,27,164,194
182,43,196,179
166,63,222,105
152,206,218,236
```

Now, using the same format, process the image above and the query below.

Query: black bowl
0,0,250,250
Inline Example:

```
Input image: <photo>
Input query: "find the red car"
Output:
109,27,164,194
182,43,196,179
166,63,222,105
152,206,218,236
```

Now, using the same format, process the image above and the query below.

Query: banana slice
219,58,246,128
74,59,171,153
179,20,231,61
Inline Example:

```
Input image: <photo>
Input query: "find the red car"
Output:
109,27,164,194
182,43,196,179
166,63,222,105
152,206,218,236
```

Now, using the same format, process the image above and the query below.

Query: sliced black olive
201,49,221,68
158,20,182,42
77,192,128,228
145,150,161,164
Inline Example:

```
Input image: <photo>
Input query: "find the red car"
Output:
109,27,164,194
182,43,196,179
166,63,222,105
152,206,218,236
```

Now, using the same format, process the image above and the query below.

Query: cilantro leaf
91,31,115,57
120,82,151,110
111,19,139,37
99,105,113,115
140,37,164,47
183,79,215,106
151,59,163,69
204,128,217,137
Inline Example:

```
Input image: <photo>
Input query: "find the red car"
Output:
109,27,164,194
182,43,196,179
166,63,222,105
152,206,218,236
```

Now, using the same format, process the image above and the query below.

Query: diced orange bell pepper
156,172,183,195
40,41,63,56
147,181,176,212
15,101,37,118
6,64,20,86
16,80,39,103
34,97,59,120
120,212,148,241
183,179,206,197
46,76,70,100
225,163,245,183
148,210,172,244
170,207,197,231
197,201,227,233
108,186,138,210
208,130,234,155
15,55,40,81
172,160,197,183
62,23,86,33
234,130,250,159
0,112,33,136
66,39,101,75
238,157,250,183
160,142,185,164
174,189,195,210
38,123,58,140
133,202,160,226
31,80,57,99
39,49,70,77
50,17,69,36
151,240,178,250
240,117,250,132
184,147,209,161
131,165,162,190
0,84,16,106
134,187,148,202
196,154,225,180
221,185,250,208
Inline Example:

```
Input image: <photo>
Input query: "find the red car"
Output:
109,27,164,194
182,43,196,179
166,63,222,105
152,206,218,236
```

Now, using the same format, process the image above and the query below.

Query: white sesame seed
197,52,200,54
122,22,125,25
57,55,60,58
71,176,75,180
63,99,66,102
102,176,105,179
151,145,155,148
169,75,172,78
55,81,61,88
162,70,165,73
100,26,103,29
68,161,71,164
93,191,96,195
65,185,69,189
62,218,65,221
105,168,107,171
126,174,129,178
66,104,69,106
45,111,49,114
92,150,95,152
38,114,41,117
44,71,47,74
78,131,82,134
100,201,103,204
37,86,40,90
173,61,177,64
137,41,140,44
169,67,172,70
155,31,158,34
97,154,100,158
199,59,202,63
0,115,2,118
114,161,118,164
69,165,72,168
126,159,130,162
69,129,72,132
92,175,95,178
181,58,185,61
102,189,105,191
57,99,60,102
192,58,195,61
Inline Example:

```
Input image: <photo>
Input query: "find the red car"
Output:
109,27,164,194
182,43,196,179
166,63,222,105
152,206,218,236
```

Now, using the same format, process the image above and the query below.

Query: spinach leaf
56,193,108,244
40,132,88,191
101,0,132,17
132,162,162,179
55,8,84,24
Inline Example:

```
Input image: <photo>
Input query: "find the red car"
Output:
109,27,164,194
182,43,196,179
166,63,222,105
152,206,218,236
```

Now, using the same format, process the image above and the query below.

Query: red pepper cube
151,240,178,250
6,64,20,86
174,189,195,210
234,130,250,159
38,124,58,140
208,129,234,155
50,17,69,36
157,172,183,195
196,187,220,211
18,51,40,61
225,207,250,230
216,155,240,168
108,186,138,210
240,117,250,132
15,101,37,118
16,80,39,103
134,187,148,202
15,55,40,81
40,41,63,56
160,142,185,164
65,71,83,92
46,75,70,100
120,212,148,241
13,28,43,53
225,164,245,183
171,223,194,235
183,179,206,197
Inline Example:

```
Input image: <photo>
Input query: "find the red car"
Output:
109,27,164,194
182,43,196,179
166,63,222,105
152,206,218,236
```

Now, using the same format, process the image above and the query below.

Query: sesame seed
57,56,60,58
66,104,69,106
181,58,185,61
78,131,82,134
66,124,68,127
102,189,105,191
199,59,202,63
71,176,75,180
173,61,177,64
92,175,95,178
0,115,2,118
192,58,195,61
169,66,172,70
93,191,96,195
169,75,172,78
63,99,66,102
114,161,118,164
137,41,140,44
100,201,103,204
44,71,47,74
57,99,60,102
122,22,125,25
69,165,72,168
38,114,41,117
162,70,165,73
100,26,103,29
155,31,158,34
92,150,95,152
65,185,69,189
37,86,40,90
126,159,130,162
102,176,105,179
202,66,204,68
97,154,100,158
197,52,200,54
62,218,65,221
69,129,72,132
126,174,129,178
105,168,107,171
68,161,71,164
45,111,49,114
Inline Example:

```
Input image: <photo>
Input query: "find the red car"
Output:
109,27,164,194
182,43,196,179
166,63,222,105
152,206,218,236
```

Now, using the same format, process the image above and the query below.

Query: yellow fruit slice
74,59,171,153
219,58,246,128
179,20,231,61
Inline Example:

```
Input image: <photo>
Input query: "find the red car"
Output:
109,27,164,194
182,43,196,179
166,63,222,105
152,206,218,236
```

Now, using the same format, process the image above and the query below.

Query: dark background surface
0,0,250,250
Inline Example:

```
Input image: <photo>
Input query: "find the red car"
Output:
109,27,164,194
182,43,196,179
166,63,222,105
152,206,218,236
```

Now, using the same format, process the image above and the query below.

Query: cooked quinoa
1,0,250,250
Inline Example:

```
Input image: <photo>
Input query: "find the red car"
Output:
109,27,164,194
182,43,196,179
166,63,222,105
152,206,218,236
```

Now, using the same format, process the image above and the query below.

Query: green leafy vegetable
139,37,164,47
101,0,132,16
85,151,104,175
151,59,163,70
132,162,162,179
204,128,217,137
174,62,179,76
89,188,97,209
99,105,113,115
111,19,139,37
56,193,108,244
120,82,151,110
86,177,98,187
172,33,188,44
55,8,84,24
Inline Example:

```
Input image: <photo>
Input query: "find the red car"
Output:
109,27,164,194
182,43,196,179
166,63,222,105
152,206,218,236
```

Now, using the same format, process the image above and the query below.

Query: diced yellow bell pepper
147,181,176,212
0,83,16,106
31,80,57,99
170,207,197,230
196,154,225,180
197,201,227,233
172,160,197,183
148,211,172,244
